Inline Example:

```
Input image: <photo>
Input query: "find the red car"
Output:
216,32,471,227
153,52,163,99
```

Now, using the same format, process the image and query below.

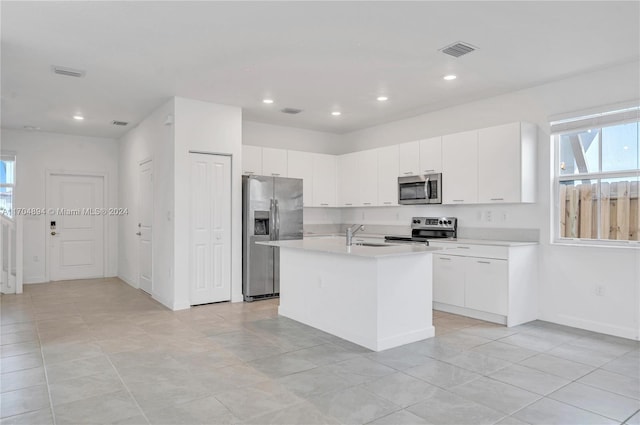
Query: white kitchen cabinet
465,258,508,315
430,241,537,327
312,154,337,207
442,130,478,204
478,122,537,204
337,152,359,206
359,149,378,206
287,150,314,206
242,145,262,175
377,145,399,206
419,137,442,174
398,141,420,176
433,254,465,307
261,148,288,177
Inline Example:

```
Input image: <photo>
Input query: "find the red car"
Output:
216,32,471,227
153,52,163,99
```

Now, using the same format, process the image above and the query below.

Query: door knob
50,231,57,236
136,232,142,236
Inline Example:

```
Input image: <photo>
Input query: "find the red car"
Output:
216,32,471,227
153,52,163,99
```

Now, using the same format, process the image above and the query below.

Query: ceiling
1,1,639,139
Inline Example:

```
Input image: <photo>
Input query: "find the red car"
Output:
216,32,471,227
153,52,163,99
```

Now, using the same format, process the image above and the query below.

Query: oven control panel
411,217,457,229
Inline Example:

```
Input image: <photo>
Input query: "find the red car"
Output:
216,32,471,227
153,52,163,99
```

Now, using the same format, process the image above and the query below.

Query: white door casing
189,153,231,305
48,173,105,281
138,160,153,294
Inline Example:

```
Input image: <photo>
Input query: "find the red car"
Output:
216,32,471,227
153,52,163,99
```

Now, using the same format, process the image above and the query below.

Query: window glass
0,158,15,185
559,130,600,175
555,115,639,244
0,186,13,216
602,122,639,172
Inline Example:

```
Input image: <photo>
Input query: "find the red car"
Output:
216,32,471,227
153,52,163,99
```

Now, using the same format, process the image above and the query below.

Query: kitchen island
258,237,440,351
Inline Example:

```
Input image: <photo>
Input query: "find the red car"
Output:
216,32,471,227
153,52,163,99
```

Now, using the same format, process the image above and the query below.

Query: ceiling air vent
52,65,86,78
440,42,476,58
112,120,129,126
281,108,302,115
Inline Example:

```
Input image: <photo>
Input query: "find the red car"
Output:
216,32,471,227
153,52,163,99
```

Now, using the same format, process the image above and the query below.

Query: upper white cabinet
359,149,378,206
478,122,537,204
419,137,442,174
398,141,420,176
337,152,359,206
312,154,337,207
442,130,478,204
337,150,378,207
261,148,288,177
242,145,262,175
287,150,314,207
377,145,399,206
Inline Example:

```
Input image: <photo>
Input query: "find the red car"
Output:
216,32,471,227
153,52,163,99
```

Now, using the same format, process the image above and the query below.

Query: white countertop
257,237,441,258
430,238,538,247
304,233,538,247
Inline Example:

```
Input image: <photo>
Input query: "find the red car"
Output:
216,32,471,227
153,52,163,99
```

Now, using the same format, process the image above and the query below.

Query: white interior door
49,174,104,281
190,153,231,305
138,160,153,294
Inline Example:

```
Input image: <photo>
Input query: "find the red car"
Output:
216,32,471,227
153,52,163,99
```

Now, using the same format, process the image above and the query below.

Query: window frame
552,118,640,248
0,153,16,217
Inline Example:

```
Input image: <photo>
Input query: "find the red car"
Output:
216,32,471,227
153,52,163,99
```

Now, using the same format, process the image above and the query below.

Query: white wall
173,97,243,308
118,99,175,308
1,129,119,283
341,61,640,339
243,121,345,154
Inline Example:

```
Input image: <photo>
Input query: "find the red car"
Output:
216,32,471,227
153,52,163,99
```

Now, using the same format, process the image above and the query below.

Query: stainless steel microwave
398,173,442,205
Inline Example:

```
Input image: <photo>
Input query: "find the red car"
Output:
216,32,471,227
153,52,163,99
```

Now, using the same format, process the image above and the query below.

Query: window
553,107,639,245
0,155,16,217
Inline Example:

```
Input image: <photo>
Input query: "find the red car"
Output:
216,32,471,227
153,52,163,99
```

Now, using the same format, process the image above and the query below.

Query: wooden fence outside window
560,181,639,240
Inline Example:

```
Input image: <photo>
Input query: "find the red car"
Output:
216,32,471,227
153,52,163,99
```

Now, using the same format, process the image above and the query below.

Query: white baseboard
548,314,639,341
433,302,508,325
118,274,138,289
24,276,46,284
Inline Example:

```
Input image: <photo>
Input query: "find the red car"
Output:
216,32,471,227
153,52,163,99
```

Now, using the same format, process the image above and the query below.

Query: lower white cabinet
431,242,537,326
433,255,465,307
464,258,508,315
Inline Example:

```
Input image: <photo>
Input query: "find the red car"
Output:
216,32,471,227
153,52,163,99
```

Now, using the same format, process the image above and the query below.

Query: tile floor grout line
35,316,57,425
102,351,151,425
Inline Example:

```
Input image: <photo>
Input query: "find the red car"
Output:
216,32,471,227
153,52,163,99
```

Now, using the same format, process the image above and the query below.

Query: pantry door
48,173,105,281
189,153,231,305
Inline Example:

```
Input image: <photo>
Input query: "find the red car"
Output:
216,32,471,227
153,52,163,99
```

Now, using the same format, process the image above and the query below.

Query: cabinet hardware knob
50,231,57,236
452,200,464,202
136,232,142,236
490,198,504,201
477,260,491,264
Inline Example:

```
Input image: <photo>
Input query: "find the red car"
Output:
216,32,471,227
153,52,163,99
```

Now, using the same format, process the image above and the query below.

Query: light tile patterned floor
1,278,639,425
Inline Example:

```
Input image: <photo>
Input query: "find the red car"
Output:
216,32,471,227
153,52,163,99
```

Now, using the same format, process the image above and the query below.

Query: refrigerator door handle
275,199,280,240
269,198,276,241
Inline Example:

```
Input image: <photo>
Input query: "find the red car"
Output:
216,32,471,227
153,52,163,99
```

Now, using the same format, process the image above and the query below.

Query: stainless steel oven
398,173,442,205
384,216,457,244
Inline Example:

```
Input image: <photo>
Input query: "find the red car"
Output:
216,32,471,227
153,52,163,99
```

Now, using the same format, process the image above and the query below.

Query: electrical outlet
486,211,493,222
501,211,509,222
595,286,604,296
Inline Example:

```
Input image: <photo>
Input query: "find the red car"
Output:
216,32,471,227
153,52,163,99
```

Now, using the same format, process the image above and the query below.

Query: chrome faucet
346,224,365,246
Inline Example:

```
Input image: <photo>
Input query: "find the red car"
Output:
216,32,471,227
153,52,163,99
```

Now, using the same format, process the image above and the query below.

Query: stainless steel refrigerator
242,175,303,301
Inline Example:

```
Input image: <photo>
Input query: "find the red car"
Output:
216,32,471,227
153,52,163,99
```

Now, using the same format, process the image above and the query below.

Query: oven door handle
425,177,431,200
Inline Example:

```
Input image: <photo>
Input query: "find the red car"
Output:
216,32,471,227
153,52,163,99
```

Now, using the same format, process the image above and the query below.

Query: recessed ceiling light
73,115,84,121
262,99,274,104
331,111,341,116
443,75,457,81
377,96,388,102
